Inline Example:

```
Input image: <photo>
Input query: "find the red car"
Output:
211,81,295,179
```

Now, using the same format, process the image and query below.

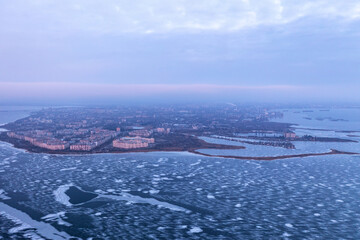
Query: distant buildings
34,139,69,150
3,105,290,153
154,128,170,134
129,129,152,137
70,143,96,151
7,131,69,150
69,128,118,151
113,136,155,149
7,128,118,151
284,132,296,139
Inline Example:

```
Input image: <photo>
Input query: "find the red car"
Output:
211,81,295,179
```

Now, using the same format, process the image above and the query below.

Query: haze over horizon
1,0,359,104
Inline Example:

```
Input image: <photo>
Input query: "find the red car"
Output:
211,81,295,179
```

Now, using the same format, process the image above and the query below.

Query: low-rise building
284,132,296,139
129,129,152,137
7,131,69,150
113,136,155,149
154,128,171,134
33,140,69,150
70,143,96,151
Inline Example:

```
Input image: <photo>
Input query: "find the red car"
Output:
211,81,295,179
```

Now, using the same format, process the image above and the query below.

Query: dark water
66,186,98,205
0,106,41,126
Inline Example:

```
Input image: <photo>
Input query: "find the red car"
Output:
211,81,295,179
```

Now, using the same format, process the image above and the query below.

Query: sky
0,0,360,105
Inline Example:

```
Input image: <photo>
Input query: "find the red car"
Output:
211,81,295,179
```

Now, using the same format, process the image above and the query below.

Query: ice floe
100,192,190,213
207,194,215,199
188,227,203,233
60,167,77,171
53,184,73,207
0,202,74,239
285,223,293,228
41,211,72,226
0,189,10,200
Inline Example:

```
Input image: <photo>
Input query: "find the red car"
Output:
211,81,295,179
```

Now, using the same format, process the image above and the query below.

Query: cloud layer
0,1,359,104
1,0,360,34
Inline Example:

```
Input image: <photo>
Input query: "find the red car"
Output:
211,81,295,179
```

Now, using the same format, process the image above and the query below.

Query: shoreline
1,136,358,161
1,110,359,161
0,133,244,155
294,126,360,134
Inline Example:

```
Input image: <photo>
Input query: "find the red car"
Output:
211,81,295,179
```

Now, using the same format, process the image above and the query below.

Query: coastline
0,132,244,155
1,108,358,161
1,132,358,161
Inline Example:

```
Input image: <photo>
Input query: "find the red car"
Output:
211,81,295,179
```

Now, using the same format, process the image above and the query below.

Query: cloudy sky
1,0,360,104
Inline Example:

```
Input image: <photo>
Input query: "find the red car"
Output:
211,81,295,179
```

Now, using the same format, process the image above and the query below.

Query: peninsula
0,105,357,160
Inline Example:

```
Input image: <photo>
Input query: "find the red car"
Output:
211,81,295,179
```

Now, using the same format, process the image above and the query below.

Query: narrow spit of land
190,149,358,161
